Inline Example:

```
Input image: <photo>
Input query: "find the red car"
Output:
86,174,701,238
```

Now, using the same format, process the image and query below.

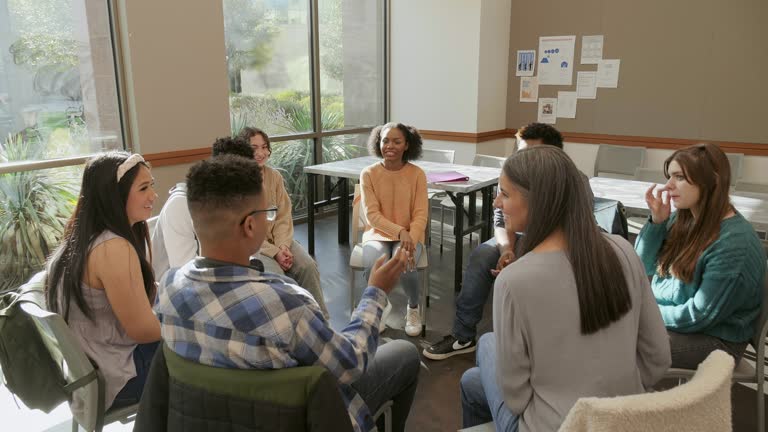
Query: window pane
318,0,385,130
268,139,311,217
322,133,368,199
225,0,313,136
0,0,123,165
0,164,80,290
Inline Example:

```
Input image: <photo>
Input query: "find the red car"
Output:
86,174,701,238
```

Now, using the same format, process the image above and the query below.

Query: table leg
481,186,492,241
454,192,465,293
307,173,316,256
338,177,349,244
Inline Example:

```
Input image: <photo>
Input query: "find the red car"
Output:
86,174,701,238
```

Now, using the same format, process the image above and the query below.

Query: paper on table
538,35,576,85
537,98,557,124
557,91,577,118
516,50,536,77
576,71,597,99
580,35,604,64
426,171,470,183
520,76,538,102
597,59,620,88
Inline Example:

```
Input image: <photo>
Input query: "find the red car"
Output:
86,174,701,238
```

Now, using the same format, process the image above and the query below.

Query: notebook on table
427,171,470,183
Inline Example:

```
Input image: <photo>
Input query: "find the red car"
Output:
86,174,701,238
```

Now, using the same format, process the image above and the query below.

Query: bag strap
62,369,99,395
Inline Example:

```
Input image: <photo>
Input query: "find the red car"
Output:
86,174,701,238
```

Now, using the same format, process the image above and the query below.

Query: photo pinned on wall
520,76,538,102
516,50,536,77
537,98,557,124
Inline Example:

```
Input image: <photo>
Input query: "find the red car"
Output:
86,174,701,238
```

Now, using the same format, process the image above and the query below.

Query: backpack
593,197,629,240
0,272,76,412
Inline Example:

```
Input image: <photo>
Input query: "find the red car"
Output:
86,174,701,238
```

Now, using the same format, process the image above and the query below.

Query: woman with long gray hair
460,146,671,432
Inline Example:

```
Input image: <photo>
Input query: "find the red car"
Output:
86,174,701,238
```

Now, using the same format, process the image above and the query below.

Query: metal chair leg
439,205,445,254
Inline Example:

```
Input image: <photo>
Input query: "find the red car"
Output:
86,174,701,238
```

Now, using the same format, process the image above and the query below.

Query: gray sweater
493,234,671,432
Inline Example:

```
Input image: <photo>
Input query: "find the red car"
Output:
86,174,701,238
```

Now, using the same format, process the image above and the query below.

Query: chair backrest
594,144,646,179
351,184,367,246
592,197,629,240
734,181,768,195
558,350,735,432
421,148,455,164
162,344,353,431
725,153,744,185
633,167,667,184
472,154,506,168
19,274,102,431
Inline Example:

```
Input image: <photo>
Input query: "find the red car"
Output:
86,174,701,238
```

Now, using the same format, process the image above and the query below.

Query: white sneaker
379,300,392,333
405,306,422,337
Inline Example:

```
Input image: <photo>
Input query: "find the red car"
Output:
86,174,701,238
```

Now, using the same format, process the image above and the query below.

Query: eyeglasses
240,206,278,224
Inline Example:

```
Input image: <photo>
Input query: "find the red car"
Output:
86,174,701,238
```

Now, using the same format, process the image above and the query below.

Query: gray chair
437,154,505,253
422,148,456,246
735,181,768,195
18,272,139,432
633,167,667,184
726,153,744,186
664,269,768,432
594,144,646,179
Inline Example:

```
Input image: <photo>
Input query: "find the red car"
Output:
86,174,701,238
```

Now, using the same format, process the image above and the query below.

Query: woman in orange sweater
360,123,429,336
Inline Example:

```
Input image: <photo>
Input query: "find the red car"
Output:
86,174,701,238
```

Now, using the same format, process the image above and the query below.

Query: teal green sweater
635,212,765,343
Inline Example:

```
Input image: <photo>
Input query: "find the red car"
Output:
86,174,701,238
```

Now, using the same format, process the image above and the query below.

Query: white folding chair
348,185,430,336
437,154,504,253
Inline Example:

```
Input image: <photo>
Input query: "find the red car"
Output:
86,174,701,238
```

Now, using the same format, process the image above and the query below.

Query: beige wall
116,0,231,208
506,0,768,144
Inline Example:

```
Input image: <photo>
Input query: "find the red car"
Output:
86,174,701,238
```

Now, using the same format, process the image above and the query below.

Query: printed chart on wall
538,35,576,85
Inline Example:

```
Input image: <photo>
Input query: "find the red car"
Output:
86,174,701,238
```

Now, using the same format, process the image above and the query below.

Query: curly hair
237,127,271,155
211,136,255,159
186,155,264,215
366,122,423,161
517,122,564,148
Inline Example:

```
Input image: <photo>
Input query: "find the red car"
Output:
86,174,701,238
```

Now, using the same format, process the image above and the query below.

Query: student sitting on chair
460,146,670,431
238,126,328,317
425,123,593,360
155,155,420,432
46,152,161,415
636,143,766,369
360,122,429,336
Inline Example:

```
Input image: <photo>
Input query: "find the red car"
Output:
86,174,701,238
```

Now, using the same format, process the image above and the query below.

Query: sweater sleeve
493,275,532,415
160,194,198,268
360,169,405,238
634,217,670,276
408,169,429,241
270,170,295,250
658,247,753,333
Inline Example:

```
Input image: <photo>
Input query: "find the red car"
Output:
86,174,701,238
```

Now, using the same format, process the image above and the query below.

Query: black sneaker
423,335,477,360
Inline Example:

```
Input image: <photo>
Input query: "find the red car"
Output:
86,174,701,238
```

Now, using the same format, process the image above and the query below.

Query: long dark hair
504,146,632,334
46,152,155,321
657,143,733,283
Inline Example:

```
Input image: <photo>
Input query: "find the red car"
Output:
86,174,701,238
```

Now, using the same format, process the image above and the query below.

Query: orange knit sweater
360,161,429,244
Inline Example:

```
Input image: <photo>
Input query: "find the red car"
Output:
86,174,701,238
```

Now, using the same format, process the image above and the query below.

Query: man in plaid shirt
155,155,420,432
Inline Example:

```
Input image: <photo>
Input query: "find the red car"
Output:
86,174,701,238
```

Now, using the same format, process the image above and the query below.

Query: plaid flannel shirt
155,258,386,432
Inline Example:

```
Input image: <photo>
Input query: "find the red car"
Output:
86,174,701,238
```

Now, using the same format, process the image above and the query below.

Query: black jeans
111,341,160,408
668,330,747,369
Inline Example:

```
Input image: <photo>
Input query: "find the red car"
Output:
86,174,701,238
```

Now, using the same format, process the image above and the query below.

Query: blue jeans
453,238,500,341
111,342,160,408
460,334,519,431
362,241,423,307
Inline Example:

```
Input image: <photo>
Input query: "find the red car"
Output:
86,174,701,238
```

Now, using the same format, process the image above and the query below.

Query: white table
304,156,502,292
589,177,768,237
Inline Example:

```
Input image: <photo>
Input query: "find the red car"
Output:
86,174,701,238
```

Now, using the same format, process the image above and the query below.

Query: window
224,0,387,217
0,0,123,290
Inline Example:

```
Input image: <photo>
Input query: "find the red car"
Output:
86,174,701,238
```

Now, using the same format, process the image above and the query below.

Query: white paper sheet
519,76,539,102
576,71,597,99
580,35,604,64
597,59,621,88
537,98,557,124
557,91,577,118
538,35,576,85
516,50,536,77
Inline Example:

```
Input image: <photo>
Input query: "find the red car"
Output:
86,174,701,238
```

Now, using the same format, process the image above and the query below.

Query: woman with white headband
46,152,161,417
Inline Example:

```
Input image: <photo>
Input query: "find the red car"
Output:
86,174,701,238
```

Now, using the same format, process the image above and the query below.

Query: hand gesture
368,247,409,294
398,230,415,253
276,249,293,271
279,244,294,259
644,184,671,224
490,248,516,277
